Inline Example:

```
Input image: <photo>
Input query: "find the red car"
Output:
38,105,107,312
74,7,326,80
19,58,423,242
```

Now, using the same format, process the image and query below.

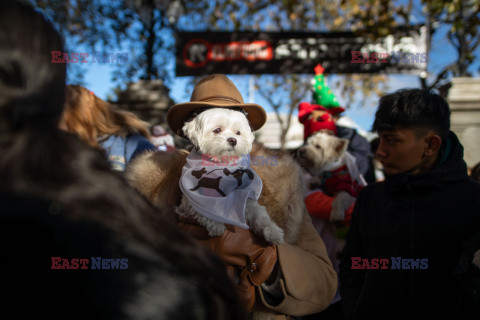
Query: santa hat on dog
167,74,266,138
298,102,337,138
298,64,345,140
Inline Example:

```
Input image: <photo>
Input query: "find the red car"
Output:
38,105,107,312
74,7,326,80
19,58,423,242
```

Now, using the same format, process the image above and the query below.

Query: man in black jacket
339,89,480,319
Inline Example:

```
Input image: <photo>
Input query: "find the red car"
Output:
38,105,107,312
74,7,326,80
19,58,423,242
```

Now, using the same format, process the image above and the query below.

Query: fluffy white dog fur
297,131,357,222
178,108,284,244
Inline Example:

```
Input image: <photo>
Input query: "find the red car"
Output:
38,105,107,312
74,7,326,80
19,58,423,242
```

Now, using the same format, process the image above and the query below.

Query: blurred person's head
62,84,151,148
152,124,166,136
0,0,66,135
372,89,450,176
0,1,244,319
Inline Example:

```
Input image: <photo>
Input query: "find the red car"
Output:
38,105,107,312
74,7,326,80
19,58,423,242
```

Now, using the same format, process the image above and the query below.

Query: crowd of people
1,1,479,319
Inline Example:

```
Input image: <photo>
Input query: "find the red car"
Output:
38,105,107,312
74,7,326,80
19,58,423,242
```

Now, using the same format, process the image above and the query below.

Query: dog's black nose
227,137,237,146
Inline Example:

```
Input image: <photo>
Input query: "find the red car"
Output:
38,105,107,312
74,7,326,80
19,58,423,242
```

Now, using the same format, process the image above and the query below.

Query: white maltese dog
176,108,284,244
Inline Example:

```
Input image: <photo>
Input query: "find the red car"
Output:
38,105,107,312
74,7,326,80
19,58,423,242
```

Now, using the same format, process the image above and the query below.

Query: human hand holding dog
178,219,278,312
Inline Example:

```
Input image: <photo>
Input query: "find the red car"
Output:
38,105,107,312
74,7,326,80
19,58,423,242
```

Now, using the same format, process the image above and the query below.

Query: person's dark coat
451,230,480,317
339,131,480,319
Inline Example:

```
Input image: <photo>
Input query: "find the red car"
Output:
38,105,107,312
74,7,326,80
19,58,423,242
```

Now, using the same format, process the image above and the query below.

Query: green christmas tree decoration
311,64,345,115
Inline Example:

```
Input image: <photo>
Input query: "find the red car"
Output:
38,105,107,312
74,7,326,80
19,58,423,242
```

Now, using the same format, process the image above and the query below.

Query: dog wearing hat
167,74,286,244
126,75,305,245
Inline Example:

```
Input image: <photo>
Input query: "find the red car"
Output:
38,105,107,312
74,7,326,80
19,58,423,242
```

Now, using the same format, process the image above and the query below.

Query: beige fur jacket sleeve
125,143,337,318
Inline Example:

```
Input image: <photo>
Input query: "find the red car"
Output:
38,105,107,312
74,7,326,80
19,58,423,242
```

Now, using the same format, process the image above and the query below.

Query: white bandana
179,148,263,229
320,151,368,187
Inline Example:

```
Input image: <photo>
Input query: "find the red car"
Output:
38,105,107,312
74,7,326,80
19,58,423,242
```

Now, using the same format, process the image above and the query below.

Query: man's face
376,127,430,175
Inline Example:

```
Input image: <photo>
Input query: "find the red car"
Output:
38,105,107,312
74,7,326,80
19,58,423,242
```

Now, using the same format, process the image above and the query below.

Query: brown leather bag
179,219,278,312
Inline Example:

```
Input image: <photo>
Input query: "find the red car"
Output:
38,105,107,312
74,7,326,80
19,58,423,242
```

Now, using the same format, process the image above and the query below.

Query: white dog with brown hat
167,74,284,244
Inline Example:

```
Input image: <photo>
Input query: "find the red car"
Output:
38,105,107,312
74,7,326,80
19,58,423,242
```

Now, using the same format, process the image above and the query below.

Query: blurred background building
448,77,480,168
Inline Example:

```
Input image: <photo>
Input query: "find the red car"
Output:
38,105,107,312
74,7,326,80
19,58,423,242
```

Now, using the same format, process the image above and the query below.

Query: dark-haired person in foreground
0,1,243,319
339,89,480,319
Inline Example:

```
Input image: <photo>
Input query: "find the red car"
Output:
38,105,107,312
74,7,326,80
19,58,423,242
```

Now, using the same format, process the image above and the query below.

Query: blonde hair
62,85,151,148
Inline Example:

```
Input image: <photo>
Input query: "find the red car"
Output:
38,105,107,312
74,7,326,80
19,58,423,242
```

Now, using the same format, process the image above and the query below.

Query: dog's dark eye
236,131,241,135
315,145,321,149
213,128,221,134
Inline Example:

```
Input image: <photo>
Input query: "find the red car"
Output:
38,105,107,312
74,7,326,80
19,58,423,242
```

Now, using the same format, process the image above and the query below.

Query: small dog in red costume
297,131,366,222
297,102,367,222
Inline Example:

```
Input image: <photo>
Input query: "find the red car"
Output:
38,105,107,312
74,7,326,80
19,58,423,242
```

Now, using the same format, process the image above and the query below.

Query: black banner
175,27,426,76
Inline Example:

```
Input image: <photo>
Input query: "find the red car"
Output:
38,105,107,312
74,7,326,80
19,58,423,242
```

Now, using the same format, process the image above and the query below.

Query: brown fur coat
125,142,307,244
126,143,337,319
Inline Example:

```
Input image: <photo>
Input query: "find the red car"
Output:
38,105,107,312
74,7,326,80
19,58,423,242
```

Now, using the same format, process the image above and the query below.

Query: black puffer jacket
339,131,480,319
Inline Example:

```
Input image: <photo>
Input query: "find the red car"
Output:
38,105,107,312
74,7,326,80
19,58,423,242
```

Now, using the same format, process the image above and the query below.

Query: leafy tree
23,0,185,86
417,0,480,93
109,0,185,84
254,74,311,149
21,0,122,84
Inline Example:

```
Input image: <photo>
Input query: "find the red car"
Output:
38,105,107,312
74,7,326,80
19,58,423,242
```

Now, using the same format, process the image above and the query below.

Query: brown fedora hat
167,74,266,138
